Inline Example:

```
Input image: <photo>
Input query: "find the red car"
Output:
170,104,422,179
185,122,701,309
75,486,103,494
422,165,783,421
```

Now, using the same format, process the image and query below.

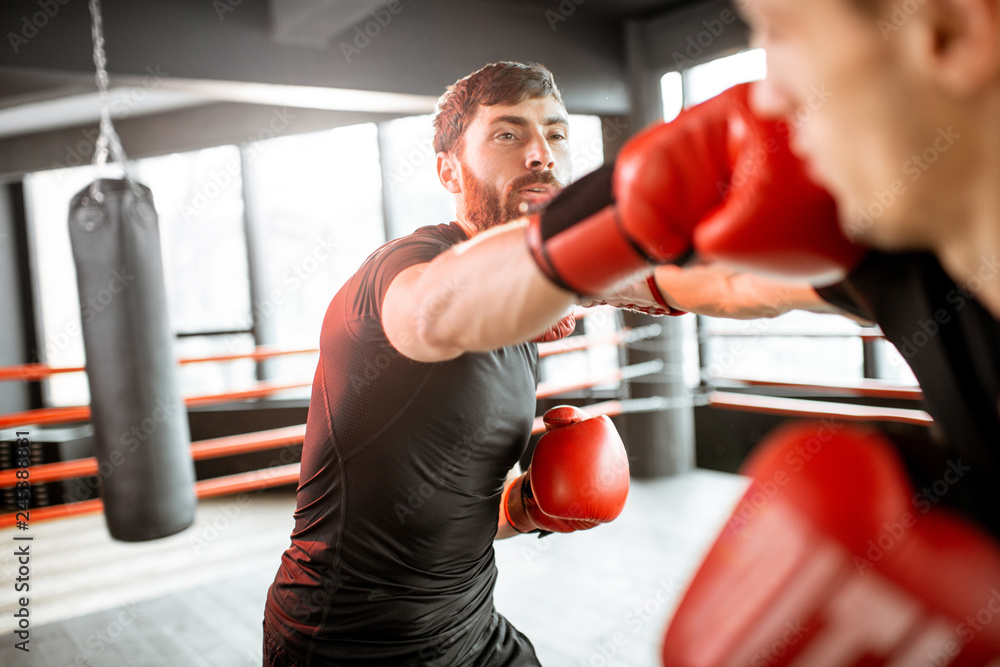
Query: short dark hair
432,61,565,155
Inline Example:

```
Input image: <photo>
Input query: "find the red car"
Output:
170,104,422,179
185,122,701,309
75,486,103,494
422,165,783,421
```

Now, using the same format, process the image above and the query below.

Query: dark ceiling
0,0,732,174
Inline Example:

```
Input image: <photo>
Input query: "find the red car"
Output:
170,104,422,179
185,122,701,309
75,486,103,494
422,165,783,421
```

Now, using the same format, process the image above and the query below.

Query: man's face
452,95,571,232
742,0,965,249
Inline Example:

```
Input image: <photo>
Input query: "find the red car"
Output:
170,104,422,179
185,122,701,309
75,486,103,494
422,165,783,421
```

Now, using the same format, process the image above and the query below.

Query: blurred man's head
743,0,1000,252
434,62,572,234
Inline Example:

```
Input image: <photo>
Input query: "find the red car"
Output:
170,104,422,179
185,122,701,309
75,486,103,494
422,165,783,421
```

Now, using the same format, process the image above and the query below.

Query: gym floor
0,470,748,667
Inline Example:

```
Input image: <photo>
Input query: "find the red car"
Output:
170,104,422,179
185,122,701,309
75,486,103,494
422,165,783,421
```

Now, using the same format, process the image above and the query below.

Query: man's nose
525,134,556,170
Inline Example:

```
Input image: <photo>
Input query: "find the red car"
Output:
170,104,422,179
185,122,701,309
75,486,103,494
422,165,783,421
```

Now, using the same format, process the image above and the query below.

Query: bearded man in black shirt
262,62,649,667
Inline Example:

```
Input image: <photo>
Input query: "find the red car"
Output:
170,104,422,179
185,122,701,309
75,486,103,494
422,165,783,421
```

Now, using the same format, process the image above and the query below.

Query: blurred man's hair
433,61,565,155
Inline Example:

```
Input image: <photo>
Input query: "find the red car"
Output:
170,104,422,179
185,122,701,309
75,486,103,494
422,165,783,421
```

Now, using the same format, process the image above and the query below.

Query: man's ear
437,152,463,194
907,0,1000,95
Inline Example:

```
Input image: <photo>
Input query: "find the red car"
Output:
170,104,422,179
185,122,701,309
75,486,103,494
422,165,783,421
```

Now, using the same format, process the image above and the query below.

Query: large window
661,49,766,122
378,114,456,240
242,124,386,390
133,147,259,398
136,147,252,335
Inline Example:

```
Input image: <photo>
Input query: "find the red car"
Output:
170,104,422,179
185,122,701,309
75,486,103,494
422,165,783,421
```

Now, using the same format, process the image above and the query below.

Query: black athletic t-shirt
264,223,539,665
816,251,1000,536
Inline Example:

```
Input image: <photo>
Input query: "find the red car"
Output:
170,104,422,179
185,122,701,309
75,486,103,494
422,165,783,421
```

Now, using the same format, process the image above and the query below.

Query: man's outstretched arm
382,219,577,362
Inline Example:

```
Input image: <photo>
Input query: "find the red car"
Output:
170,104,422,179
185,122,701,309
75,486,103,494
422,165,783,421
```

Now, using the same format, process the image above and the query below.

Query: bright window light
684,48,766,108
660,71,684,122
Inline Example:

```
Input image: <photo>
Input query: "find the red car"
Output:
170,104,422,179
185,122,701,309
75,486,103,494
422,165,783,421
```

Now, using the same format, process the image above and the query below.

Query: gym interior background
0,0,933,665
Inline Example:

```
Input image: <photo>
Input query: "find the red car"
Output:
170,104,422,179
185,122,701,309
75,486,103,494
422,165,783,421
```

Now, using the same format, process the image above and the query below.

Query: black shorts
262,613,541,667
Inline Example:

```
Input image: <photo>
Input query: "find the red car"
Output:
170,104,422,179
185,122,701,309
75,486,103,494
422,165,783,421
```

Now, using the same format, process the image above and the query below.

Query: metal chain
88,0,134,196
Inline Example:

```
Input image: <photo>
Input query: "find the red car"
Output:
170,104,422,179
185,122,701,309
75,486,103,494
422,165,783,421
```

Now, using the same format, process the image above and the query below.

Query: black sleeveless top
264,223,539,664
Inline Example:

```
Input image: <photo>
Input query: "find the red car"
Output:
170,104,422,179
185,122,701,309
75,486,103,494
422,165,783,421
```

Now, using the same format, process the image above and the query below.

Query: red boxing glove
661,421,1000,666
502,406,630,534
527,82,865,295
531,312,576,343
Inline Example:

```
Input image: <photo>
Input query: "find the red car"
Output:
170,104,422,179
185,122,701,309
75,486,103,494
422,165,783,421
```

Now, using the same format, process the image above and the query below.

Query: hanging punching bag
68,178,196,541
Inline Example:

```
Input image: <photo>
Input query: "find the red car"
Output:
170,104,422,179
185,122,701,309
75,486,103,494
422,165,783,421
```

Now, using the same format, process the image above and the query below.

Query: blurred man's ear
906,0,1000,95
437,152,463,194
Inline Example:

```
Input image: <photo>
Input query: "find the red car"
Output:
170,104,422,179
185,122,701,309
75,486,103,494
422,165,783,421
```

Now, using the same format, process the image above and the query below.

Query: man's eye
497,132,517,141
549,132,567,141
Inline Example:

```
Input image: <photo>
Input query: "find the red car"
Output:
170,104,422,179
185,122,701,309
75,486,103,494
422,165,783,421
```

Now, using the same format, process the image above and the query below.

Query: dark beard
460,165,565,233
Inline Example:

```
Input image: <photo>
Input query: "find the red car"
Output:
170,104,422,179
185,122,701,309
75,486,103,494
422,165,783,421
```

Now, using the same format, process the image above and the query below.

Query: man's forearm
414,219,576,354
652,263,848,320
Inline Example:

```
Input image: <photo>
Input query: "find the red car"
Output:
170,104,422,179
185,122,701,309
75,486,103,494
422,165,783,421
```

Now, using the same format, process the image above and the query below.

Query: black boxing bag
68,178,196,541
